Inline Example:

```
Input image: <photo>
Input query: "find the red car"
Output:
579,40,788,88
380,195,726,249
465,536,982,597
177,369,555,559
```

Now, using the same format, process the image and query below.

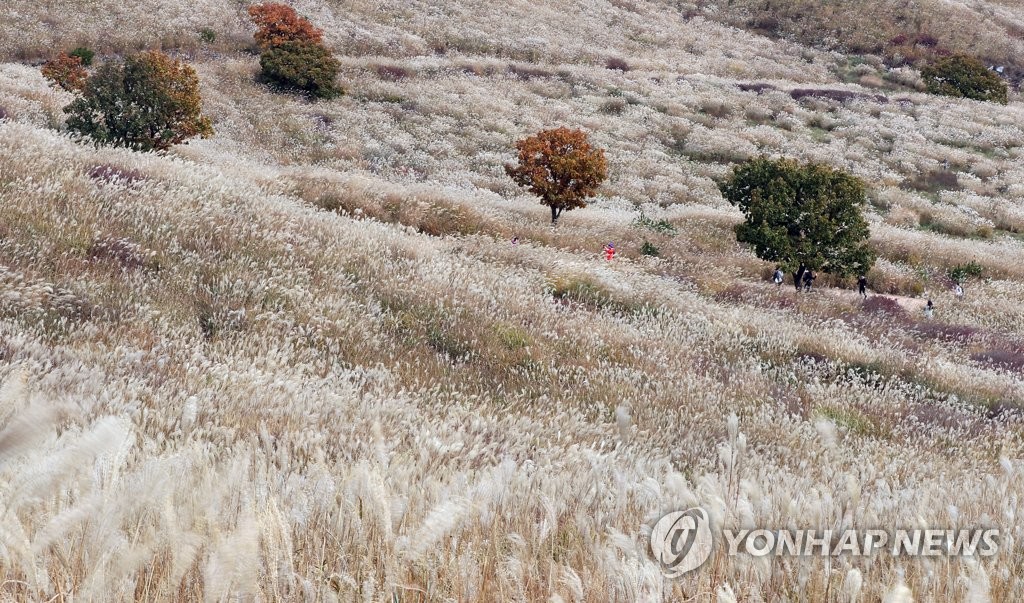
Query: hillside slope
0,0,1023,600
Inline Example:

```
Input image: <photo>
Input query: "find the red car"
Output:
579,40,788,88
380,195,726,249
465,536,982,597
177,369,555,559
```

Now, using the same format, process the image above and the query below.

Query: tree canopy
41,53,87,92
505,127,607,225
248,2,340,99
247,3,324,49
258,41,341,99
64,51,213,152
921,54,1008,104
719,157,876,288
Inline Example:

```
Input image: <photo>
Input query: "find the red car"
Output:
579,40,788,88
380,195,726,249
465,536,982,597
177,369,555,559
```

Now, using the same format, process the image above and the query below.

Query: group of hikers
772,268,822,292
512,235,963,319
771,266,964,318
773,268,837,293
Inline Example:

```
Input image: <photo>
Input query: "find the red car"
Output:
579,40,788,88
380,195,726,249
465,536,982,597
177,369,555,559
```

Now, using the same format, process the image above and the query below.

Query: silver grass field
1,0,1023,600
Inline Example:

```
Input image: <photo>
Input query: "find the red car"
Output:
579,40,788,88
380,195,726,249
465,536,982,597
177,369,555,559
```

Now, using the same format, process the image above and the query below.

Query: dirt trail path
779,279,933,313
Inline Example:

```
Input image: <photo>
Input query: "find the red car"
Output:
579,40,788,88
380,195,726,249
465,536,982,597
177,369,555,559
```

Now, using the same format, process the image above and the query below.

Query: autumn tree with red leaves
505,127,608,225
41,53,87,92
247,3,323,49
247,2,341,99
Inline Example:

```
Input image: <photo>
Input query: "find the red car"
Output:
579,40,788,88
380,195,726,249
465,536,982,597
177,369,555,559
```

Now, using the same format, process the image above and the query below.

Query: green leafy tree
64,51,213,152
505,127,608,225
921,54,1008,104
69,47,95,66
258,41,341,99
719,157,876,290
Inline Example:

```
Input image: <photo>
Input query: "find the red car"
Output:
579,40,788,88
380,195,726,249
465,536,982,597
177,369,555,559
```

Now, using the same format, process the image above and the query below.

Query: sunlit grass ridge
0,0,1023,600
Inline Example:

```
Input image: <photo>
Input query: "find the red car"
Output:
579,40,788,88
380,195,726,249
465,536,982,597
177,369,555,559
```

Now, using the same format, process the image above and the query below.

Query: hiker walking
858,275,868,299
954,283,964,298
603,242,616,261
802,270,815,292
924,299,934,319
773,267,784,288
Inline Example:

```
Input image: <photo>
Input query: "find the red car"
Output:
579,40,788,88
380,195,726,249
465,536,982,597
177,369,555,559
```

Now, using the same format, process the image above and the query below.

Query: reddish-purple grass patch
86,164,146,186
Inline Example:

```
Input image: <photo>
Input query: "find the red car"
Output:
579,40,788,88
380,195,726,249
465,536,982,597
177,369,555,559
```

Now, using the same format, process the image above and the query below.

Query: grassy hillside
0,0,1023,600
703,0,1024,71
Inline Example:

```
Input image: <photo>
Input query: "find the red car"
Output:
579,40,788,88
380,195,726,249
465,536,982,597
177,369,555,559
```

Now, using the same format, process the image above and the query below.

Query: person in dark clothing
802,270,815,292
858,275,868,299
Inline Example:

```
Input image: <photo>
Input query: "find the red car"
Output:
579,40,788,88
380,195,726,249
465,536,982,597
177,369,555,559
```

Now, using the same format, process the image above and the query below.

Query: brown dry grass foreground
0,0,1024,601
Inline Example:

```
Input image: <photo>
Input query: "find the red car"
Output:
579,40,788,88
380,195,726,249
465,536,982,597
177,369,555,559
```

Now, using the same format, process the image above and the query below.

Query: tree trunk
793,265,806,292
550,205,563,225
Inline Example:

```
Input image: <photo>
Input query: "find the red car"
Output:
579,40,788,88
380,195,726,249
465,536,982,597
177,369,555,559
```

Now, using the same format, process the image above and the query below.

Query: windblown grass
0,0,1022,600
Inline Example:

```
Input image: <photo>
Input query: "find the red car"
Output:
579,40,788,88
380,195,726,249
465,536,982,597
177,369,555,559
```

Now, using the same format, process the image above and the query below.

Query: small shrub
64,51,213,152
640,241,660,257
921,54,1008,104
198,28,217,44
632,213,677,235
605,57,630,71
41,53,87,92
247,2,323,49
69,47,95,66
817,406,886,438
259,41,342,99
948,261,983,283
493,324,531,350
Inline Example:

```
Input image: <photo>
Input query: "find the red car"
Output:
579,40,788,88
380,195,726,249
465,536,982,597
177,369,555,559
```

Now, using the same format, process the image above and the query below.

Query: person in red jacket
603,242,616,261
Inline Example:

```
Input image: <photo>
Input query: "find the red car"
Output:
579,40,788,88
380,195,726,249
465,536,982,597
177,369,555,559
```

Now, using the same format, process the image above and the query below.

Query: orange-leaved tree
41,53,87,92
505,127,608,225
247,3,341,98
247,3,323,49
